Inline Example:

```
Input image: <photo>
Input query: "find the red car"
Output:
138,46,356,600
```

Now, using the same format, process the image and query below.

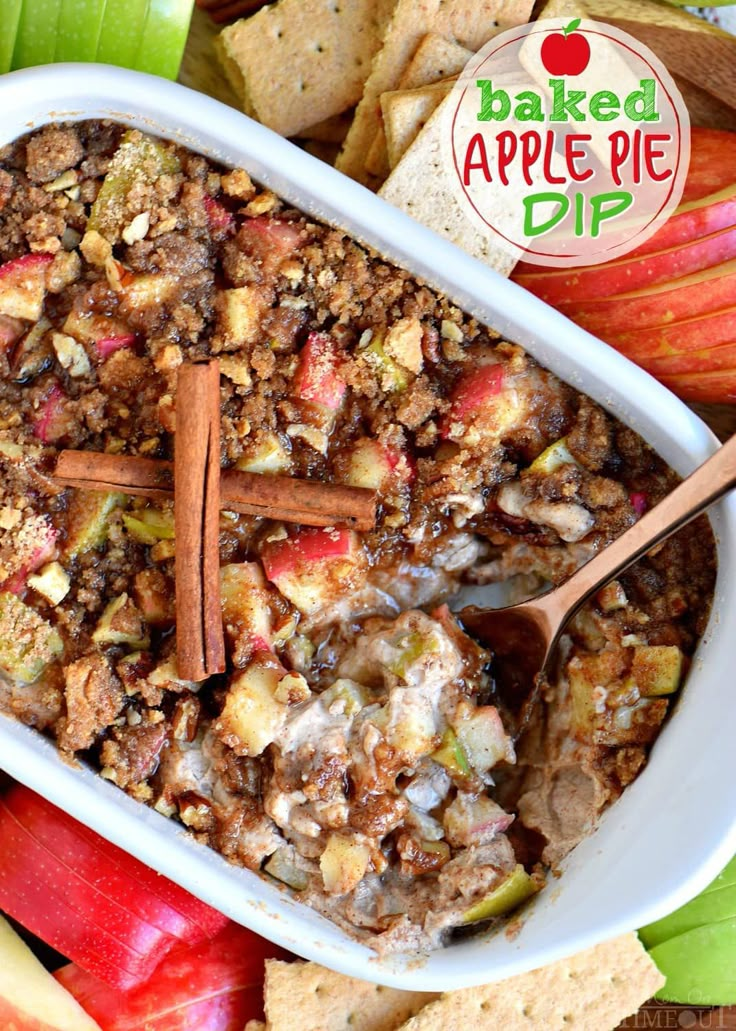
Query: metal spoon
459,433,736,722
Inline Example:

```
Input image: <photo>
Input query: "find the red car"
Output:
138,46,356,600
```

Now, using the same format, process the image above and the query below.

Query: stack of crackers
214,0,736,277
243,933,663,1030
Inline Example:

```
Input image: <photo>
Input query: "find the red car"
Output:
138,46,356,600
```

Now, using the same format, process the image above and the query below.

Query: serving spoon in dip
459,433,736,723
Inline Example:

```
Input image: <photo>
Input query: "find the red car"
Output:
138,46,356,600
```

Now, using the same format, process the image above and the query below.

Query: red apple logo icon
540,18,591,76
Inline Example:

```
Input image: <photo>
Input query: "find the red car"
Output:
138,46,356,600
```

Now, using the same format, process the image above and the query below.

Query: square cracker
378,95,519,277
216,0,395,138
336,0,534,186
364,34,472,179
396,934,665,1031
264,959,438,1031
381,82,454,170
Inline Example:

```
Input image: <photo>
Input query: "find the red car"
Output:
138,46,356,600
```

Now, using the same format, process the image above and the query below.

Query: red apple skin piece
681,128,736,204
629,491,648,517
203,195,235,236
9,786,229,942
262,526,354,582
440,363,504,438
236,217,303,278
0,253,53,321
0,314,26,351
513,225,736,306
0,798,169,989
3,521,58,594
0,915,103,1031
635,342,736,377
55,923,289,1031
605,307,736,360
96,334,137,360
292,332,346,411
32,384,67,444
657,368,736,403
624,186,736,260
558,259,736,336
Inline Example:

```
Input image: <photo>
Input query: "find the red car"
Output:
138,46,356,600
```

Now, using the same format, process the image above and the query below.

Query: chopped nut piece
52,332,90,378
43,170,78,193
441,319,464,343
122,211,150,245
0,508,21,530
244,190,277,215
219,355,253,388
221,168,254,200
80,229,112,266
385,317,423,374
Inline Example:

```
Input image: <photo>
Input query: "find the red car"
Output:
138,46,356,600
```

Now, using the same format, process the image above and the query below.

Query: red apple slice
0,253,53,322
55,922,287,1031
96,334,137,360
0,785,229,990
657,367,736,404
606,307,736,360
559,260,736,336
32,384,68,444
681,128,736,205
292,332,347,412
440,361,514,442
261,527,365,616
0,914,102,1031
513,225,736,306
2,516,58,594
636,343,736,377
236,217,304,279
345,438,414,491
625,185,736,260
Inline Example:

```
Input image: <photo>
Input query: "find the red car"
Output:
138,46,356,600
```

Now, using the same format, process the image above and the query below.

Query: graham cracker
295,111,354,144
381,81,454,170
336,0,534,187
396,935,664,1031
264,959,438,1031
365,34,473,180
378,95,519,277
216,0,395,138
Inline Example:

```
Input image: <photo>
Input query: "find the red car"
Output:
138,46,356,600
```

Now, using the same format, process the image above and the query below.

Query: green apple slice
12,0,64,68
702,854,736,896
0,0,23,73
651,919,736,1005
640,884,736,950
96,0,148,69
54,0,107,62
134,0,195,80
462,865,538,925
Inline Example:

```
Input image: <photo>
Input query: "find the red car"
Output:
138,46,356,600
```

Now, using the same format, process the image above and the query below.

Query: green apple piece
703,855,736,896
319,679,368,718
88,130,180,242
651,920,736,1005
640,885,736,950
432,727,471,777
122,508,175,545
55,0,107,61
0,592,63,683
362,336,409,392
134,0,195,80
0,0,22,73
96,0,148,69
11,0,63,68
264,848,309,892
92,593,150,650
64,491,126,558
462,864,538,925
529,437,577,474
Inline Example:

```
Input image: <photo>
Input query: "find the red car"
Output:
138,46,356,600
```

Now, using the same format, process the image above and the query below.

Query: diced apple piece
432,727,471,777
384,317,423,374
453,700,515,775
319,833,370,896
203,194,235,236
361,334,409,392
567,651,621,735
220,562,273,649
95,334,136,361
461,864,539,924
385,694,440,759
261,527,365,616
441,361,523,445
92,594,150,650
236,217,304,278
596,580,628,613
0,253,54,321
1,515,58,594
292,332,346,411
318,679,368,717
32,385,68,444
27,562,71,606
0,591,63,683
216,659,287,757
0,914,102,1031
0,314,26,352
443,792,514,848
383,631,440,681
62,300,131,347
264,847,309,891
529,437,577,474
344,438,412,491
132,568,174,627
273,671,311,705
236,432,291,475
120,274,179,312
64,492,126,558
397,834,451,875
88,131,180,242
217,286,264,347
626,645,684,697
122,508,174,545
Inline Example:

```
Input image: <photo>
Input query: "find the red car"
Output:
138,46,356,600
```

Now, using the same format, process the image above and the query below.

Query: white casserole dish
0,63,735,992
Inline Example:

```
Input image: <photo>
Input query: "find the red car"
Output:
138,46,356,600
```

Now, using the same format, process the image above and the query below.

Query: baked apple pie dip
0,121,716,953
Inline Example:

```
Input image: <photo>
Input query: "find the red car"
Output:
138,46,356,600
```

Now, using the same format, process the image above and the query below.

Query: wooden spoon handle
547,434,736,625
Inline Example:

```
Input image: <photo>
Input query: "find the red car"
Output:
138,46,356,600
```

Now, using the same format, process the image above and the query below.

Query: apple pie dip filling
0,121,716,952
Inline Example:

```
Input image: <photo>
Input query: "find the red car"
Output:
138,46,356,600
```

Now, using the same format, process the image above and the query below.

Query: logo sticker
444,18,690,267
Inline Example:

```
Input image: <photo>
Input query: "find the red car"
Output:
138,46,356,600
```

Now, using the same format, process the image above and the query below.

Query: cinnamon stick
175,362,225,682
54,452,377,531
